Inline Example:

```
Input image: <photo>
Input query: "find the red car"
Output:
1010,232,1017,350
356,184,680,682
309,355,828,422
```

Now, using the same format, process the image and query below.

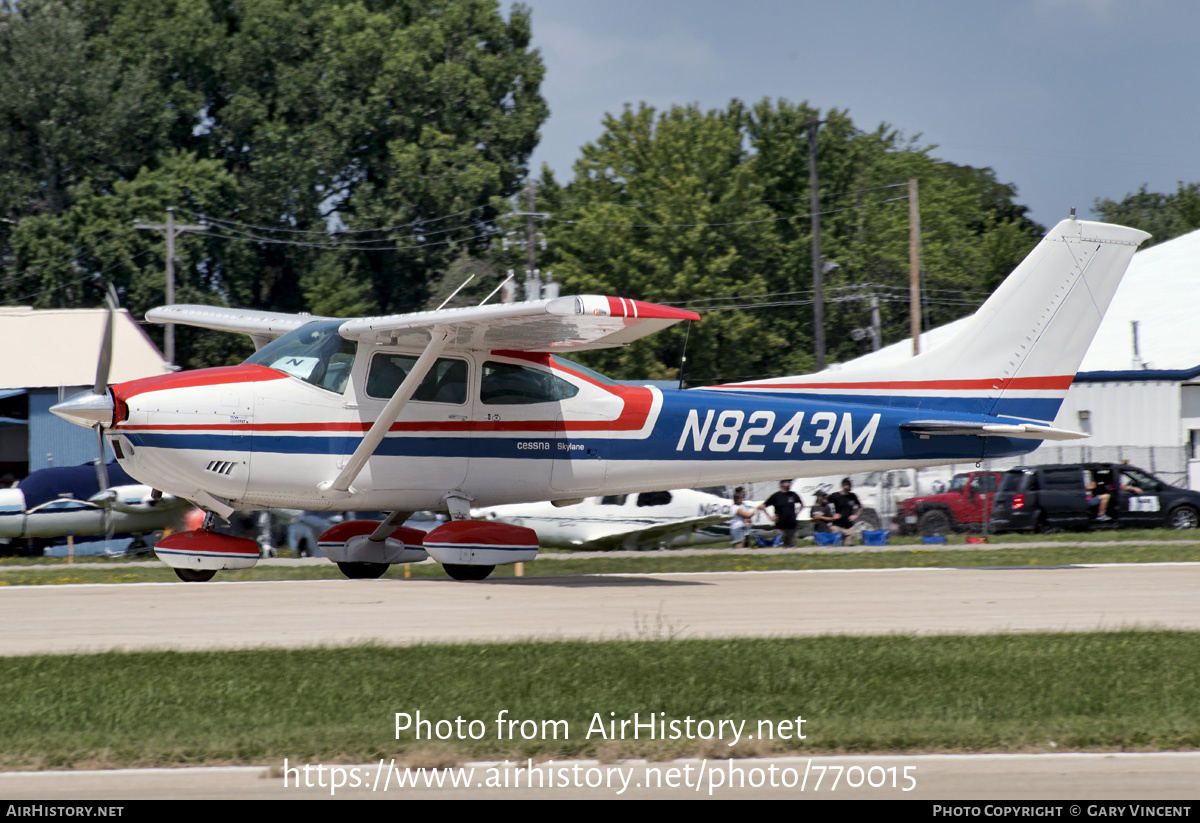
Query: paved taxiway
4,564,1200,798
5,753,1200,800
2,563,1199,655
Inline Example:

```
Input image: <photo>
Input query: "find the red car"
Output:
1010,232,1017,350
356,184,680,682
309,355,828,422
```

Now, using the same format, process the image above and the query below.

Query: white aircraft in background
474,488,773,551
0,461,195,556
50,219,1149,582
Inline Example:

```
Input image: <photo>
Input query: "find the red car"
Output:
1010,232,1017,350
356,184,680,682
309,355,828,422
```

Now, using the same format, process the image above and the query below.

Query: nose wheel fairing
154,530,261,572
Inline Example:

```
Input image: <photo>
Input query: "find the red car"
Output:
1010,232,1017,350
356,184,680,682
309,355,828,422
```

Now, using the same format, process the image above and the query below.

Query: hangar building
0,306,170,479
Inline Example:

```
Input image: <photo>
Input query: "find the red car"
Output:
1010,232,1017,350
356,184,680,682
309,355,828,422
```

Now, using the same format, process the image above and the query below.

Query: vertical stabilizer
708,218,1150,423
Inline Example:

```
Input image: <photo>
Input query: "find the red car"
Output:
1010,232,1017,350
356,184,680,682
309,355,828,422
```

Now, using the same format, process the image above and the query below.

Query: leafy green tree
0,0,170,221
536,98,1043,380
746,99,1043,365
540,102,788,384
1094,183,1200,248
84,0,547,315
5,151,249,368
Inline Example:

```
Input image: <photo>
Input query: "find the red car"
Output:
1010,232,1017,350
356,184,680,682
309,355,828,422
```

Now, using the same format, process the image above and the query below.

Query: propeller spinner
49,285,119,433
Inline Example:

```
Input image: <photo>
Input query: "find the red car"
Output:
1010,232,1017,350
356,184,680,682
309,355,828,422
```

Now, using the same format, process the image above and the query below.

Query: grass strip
0,631,1197,769
3,542,1200,585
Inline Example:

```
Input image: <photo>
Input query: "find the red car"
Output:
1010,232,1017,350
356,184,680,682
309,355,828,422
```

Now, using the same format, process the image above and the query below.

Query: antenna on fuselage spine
435,273,475,311
478,271,516,307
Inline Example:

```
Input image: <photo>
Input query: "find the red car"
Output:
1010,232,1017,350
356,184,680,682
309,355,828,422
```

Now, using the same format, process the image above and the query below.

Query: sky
517,0,1200,229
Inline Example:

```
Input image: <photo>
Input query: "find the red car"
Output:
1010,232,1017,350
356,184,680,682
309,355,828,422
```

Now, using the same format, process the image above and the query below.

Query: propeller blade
93,310,113,396
93,285,120,396
93,289,117,396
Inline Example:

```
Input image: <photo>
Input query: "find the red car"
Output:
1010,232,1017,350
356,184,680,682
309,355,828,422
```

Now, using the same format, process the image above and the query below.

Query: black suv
989,463,1200,533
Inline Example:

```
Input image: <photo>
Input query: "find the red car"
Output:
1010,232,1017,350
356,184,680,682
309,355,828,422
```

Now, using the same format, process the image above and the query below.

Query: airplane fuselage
105,345,1036,515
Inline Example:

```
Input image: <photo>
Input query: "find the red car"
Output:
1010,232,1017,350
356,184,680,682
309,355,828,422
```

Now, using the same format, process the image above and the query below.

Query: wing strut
318,327,451,499
369,510,413,542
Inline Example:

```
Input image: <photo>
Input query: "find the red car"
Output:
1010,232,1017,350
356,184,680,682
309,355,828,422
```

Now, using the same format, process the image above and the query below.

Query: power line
0,250,153,306
179,204,494,237
544,196,909,229
551,181,910,211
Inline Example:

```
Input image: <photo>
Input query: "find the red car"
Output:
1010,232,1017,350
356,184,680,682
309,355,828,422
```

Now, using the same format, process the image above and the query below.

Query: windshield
552,356,619,386
948,474,969,493
244,320,356,394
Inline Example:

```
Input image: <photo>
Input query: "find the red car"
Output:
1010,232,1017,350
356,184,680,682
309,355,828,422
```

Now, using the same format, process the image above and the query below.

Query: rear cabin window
480,361,579,405
366,354,468,404
637,491,673,507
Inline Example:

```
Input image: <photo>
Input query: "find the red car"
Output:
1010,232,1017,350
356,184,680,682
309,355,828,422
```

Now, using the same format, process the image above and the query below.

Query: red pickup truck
894,471,1002,536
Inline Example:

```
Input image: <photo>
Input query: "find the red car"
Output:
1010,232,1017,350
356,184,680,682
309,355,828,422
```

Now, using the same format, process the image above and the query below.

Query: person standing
729,486,757,549
828,477,862,546
809,490,835,534
758,479,804,548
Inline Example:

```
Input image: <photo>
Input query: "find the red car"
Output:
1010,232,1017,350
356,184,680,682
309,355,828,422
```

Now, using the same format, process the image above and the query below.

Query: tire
296,539,312,558
336,562,389,579
1167,505,1199,530
174,568,216,583
443,564,495,581
917,509,953,537
858,509,882,530
1033,512,1062,534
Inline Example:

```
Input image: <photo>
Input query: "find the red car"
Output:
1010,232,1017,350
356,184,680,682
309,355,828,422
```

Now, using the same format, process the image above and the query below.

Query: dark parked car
989,463,1200,533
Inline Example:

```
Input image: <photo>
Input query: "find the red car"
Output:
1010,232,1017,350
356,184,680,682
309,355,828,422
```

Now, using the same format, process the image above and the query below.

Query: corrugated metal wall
28,388,112,472
1054,381,1182,447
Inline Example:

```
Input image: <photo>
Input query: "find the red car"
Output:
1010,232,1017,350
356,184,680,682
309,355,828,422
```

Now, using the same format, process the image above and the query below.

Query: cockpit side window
366,354,468,404
244,320,356,395
480,361,579,405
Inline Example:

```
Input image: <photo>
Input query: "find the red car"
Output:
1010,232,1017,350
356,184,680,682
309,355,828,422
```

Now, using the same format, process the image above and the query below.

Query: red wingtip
604,297,700,321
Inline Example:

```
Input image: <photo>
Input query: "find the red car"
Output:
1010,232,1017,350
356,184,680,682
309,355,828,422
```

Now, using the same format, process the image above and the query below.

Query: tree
5,151,249,368
1094,183,1200,248
538,98,1045,381
0,0,170,221
539,103,789,384
83,0,547,316
745,100,1044,365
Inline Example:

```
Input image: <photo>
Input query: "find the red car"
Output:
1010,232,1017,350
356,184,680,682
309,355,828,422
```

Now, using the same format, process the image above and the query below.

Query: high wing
148,296,699,353
146,306,336,350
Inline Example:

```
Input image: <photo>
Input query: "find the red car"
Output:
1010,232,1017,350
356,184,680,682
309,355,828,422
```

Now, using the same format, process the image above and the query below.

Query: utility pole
134,207,206,366
908,179,921,356
810,119,827,370
526,181,537,292
502,182,553,302
869,293,882,351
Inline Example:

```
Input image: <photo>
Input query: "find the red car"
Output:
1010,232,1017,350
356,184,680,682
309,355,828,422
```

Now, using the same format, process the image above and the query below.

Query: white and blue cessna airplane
52,218,1148,581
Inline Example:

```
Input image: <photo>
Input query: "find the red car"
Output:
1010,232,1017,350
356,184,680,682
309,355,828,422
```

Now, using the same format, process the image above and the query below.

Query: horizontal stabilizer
900,420,1088,441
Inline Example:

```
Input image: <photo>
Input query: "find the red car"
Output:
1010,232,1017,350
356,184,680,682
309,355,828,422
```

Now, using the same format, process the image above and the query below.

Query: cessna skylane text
52,218,1149,581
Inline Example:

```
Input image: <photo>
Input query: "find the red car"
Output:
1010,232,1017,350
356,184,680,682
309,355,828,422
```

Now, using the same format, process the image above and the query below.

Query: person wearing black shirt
828,477,862,546
809,490,835,533
758,479,804,548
